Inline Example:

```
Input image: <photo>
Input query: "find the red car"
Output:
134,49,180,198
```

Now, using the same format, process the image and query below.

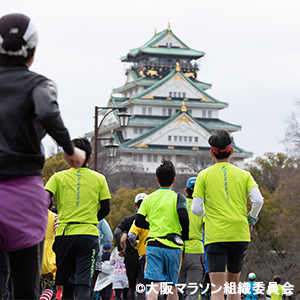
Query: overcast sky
2,0,300,163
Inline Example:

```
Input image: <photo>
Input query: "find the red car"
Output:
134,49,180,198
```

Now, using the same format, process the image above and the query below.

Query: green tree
243,153,300,298
245,152,297,193
42,151,70,185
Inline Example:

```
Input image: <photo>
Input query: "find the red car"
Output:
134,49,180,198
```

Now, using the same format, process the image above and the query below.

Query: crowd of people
0,11,288,300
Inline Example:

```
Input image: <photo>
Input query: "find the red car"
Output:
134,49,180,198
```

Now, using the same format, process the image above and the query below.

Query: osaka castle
88,24,252,173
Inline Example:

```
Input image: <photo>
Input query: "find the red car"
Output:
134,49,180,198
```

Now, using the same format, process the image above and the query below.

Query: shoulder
121,215,135,225
198,164,215,176
230,165,253,178
28,71,56,91
84,168,107,180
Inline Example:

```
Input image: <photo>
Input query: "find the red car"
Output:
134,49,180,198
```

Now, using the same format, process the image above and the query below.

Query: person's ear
87,155,92,164
210,149,215,158
27,47,36,67
230,148,234,155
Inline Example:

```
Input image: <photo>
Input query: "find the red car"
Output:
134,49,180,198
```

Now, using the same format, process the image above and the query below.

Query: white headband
0,19,38,57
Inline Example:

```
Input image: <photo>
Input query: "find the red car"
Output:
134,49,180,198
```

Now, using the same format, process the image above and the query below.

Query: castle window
173,92,177,98
138,154,143,162
189,137,193,142
134,128,138,134
133,154,138,162
168,136,172,141
187,109,192,115
162,108,166,116
174,136,178,142
168,109,172,116
148,107,152,115
184,136,187,142
147,155,152,162
208,110,212,118
142,107,146,115
178,92,181,98
153,155,158,162
183,92,186,98
202,110,206,118
169,92,172,97
179,136,182,142
195,137,198,143
139,128,143,134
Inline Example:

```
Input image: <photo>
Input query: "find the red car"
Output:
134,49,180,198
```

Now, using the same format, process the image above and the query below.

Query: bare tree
183,153,213,173
283,99,300,157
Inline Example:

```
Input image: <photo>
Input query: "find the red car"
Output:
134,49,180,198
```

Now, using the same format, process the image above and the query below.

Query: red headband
210,144,232,154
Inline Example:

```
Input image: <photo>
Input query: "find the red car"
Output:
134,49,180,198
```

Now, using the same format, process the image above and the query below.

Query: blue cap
103,243,112,250
186,177,197,190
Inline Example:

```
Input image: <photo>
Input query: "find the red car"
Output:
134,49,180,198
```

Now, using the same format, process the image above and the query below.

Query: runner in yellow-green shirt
136,159,189,300
45,137,111,299
178,177,205,300
192,130,264,300
266,275,286,300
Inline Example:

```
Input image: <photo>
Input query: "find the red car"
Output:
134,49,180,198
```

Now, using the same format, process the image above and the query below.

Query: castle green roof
121,28,205,61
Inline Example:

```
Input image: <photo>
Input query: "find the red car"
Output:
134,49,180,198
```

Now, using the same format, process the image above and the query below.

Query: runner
135,159,189,300
114,193,147,300
45,137,111,299
178,177,205,300
245,273,260,300
192,130,264,300
266,276,286,300
39,209,58,300
0,13,85,299
127,193,149,300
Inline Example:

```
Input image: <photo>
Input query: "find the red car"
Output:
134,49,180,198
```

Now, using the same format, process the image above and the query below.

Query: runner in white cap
0,13,85,299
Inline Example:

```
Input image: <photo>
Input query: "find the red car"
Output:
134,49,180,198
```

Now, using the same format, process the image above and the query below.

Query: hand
118,250,125,257
249,225,253,234
64,147,86,169
247,213,258,225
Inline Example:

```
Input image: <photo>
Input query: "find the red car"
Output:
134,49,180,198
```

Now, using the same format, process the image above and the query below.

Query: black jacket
114,214,139,264
0,65,73,180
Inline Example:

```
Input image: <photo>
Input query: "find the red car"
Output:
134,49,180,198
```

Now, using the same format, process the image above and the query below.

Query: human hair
136,200,143,208
71,137,92,166
273,275,281,284
0,48,35,66
186,187,193,198
156,159,176,187
208,130,233,159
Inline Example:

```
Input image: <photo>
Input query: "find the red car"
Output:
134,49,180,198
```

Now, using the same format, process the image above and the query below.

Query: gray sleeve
128,232,137,247
32,80,74,155
176,193,187,211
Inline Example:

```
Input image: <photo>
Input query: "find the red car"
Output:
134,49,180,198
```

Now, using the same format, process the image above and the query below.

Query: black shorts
53,235,99,287
205,242,248,273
